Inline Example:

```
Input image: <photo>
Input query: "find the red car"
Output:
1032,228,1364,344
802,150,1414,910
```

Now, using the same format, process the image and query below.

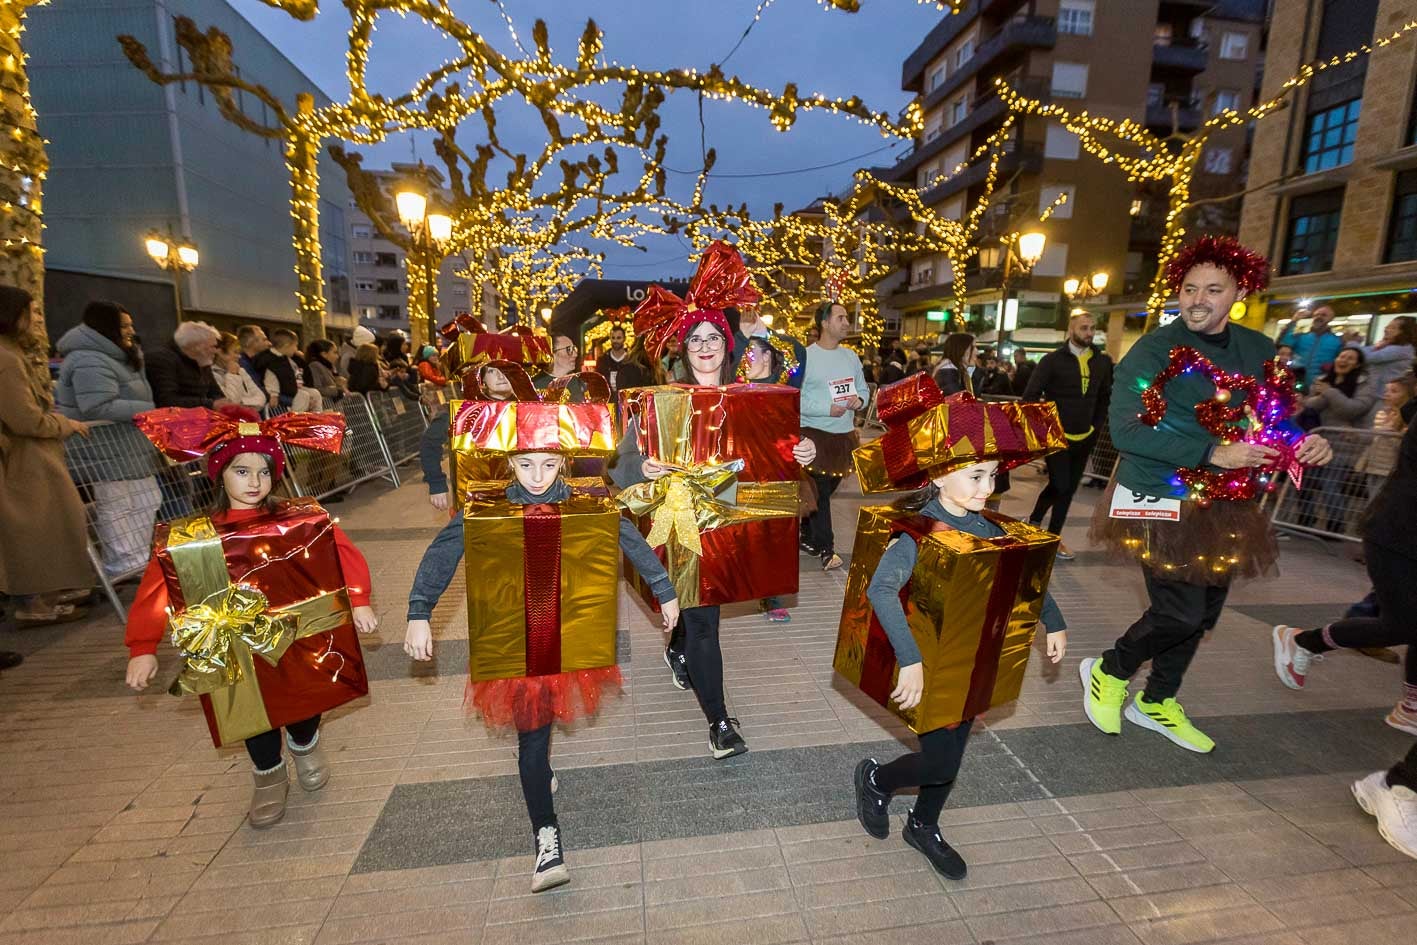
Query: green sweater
1110,319,1276,499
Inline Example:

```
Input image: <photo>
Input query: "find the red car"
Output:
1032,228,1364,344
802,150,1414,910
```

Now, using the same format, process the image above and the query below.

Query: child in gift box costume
403,370,680,894
123,406,378,830
838,376,1068,880
610,241,818,759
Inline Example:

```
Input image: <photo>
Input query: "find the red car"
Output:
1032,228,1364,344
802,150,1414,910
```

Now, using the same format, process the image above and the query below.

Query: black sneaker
903,812,967,880
799,539,821,557
530,823,569,893
664,646,692,691
854,758,891,839
709,718,748,760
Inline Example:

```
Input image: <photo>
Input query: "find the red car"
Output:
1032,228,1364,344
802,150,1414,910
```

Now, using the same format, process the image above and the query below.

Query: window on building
1147,84,1165,107
950,97,970,125
1051,62,1088,99
928,65,946,92
1203,147,1234,174
1302,98,1362,173
1058,0,1094,36
911,262,934,285
375,279,400,294
1212,90,1241,115
354,279,376,292
1219,31,1248,60
925,120,942,142
1032,242,1069,278
352,251,375,265
940,195,965,221
1044,122,1080,160
918,162,939,189
1190,18,1206,40
1385,170,1417,263
357,306,377,320
1040,184,1075,219
954,35,975,70
1282,188,1345,275
351,224,372,239
450,283,468,296
374,252,399,267
1154,23,1173,45
377,305,402,320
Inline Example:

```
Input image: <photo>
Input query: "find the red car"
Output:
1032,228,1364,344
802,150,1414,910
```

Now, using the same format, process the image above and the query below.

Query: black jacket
1364,400,1417,559
1011,360,1035,396
144,341,221,408
1023,344,1113,437
595,351,652,396
256,350,302,399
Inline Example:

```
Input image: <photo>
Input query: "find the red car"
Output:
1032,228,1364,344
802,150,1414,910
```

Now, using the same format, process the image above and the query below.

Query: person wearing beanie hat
123,406,379,829
338,325,376,379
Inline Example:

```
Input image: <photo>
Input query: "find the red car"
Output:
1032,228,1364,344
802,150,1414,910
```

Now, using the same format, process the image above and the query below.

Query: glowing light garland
1139,346,1303,505
997,19,1417,320
0,1,48,301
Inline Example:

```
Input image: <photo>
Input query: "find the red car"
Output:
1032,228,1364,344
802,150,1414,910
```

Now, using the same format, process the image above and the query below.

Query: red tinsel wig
1165,235,1271,295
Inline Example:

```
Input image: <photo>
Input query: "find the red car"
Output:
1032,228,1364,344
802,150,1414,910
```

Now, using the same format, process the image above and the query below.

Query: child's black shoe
903,812,967,880
531,823,569,893
854,758,891,839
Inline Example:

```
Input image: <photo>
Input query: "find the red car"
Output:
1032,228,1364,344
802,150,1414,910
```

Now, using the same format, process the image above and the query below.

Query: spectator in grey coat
55,301,163,576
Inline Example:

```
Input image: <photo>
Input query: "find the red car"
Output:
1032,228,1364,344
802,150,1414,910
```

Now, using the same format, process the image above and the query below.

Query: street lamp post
394,180,452,349
979,230,1046,351
144,230,199,323
1063,270,1110,302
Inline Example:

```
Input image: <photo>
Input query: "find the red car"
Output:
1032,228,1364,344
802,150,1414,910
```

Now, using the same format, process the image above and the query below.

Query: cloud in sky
230,0,941,280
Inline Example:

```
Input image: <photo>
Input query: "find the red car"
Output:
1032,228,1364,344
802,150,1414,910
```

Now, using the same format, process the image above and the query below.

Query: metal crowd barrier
1082,417,1119,486
1268,425,1401,544
63,389,436,619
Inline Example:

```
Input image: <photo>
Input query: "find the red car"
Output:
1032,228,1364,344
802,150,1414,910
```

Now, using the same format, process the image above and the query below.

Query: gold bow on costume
164,516,351,698
620,461,743,557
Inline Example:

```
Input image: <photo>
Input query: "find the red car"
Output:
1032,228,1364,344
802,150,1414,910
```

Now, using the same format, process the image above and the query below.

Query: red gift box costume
124,408,372,749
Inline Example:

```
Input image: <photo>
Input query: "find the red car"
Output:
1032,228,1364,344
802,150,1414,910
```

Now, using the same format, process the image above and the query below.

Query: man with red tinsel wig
1079,236,1333,754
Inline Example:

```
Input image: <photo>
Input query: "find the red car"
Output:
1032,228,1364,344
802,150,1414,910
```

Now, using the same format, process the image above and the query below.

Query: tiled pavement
1,460,1413,945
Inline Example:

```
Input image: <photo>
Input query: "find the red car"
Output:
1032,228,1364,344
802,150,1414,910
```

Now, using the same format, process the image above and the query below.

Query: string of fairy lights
0,0,48,300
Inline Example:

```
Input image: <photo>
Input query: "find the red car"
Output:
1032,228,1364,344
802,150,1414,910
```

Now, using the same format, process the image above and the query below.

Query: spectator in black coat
1021,312,1114,557
144,321,226,409
1011,348,1036,396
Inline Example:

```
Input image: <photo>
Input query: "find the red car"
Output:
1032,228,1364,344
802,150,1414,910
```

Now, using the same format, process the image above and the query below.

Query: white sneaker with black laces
664,647,692,691
530,824,569,893
1353,771,1417,861
709,718,748,759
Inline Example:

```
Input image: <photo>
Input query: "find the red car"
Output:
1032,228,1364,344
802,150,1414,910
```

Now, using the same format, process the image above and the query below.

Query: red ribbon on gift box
522,504,563,677
857,515,1032,726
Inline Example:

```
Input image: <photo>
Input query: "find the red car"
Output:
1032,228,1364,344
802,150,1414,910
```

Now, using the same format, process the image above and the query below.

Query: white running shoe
1352,771,1417,861
1271,625,1312,690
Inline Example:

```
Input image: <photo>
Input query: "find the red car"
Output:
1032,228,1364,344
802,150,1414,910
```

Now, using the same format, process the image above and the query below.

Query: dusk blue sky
230,0,943,281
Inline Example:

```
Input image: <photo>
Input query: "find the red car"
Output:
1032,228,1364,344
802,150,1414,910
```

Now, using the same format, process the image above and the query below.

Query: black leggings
518,723,556,831
244,715,320,770
872,720,974,826
1296,541,1417,688
1029,434,1096,535
804,472,844,556
1102,570,1230,702
668,605,727,723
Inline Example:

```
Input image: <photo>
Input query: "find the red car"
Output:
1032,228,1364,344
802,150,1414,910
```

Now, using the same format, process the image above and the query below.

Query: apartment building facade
880,0,1266,355
1237,0,1417,345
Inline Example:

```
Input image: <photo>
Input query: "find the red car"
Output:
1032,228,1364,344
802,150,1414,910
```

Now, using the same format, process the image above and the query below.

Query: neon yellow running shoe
1125,694,1215,753
1080,657,1127,735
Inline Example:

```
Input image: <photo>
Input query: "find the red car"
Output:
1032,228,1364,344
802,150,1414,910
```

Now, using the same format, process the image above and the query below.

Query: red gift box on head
154,498,368,748
617,384,801,609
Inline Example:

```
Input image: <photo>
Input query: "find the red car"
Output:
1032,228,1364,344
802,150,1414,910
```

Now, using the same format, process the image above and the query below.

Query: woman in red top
123,407,377,829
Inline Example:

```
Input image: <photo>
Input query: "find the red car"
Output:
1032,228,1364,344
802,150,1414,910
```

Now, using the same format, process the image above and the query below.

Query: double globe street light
394,183,453,345
144,230,199,322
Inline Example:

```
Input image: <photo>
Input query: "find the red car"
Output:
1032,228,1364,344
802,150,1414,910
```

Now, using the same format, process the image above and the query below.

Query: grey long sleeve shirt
864,498,1066,667
406,478,676,620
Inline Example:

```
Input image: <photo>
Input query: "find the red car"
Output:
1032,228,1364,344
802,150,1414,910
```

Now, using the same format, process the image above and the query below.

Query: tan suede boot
288,736,330,792
249,761,290,828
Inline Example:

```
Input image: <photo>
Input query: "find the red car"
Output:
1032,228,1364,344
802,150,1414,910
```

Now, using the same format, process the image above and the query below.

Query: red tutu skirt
1088,478,1278,586
465,666,623,734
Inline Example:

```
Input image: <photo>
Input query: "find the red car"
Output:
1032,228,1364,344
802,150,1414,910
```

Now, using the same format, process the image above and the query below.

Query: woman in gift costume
849,379,1067,879
609,242,817,758
1082,236,1333,753
404,378,680,894
123,406,378,829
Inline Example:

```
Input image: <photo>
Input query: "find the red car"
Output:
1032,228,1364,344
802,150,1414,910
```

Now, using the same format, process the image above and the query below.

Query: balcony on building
920,17,1057,115
891,76,1050,181
1145,100,1202,134
920,141,1043,207
1151,36,1209,75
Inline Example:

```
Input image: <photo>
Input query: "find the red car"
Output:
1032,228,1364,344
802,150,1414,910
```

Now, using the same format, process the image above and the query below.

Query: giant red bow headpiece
854,374,1065,493
450,361,615,457
633,240,761,360
135,406,344,481
439,314,551,380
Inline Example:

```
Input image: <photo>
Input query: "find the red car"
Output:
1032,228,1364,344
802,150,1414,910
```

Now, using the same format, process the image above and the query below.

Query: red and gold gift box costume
853,376,1065,494
452,374,624,731
439,314,551,391
447,360,615,503
833,509,1058,733
617,384,801,609
832,374,1066,733
126,408,370,748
